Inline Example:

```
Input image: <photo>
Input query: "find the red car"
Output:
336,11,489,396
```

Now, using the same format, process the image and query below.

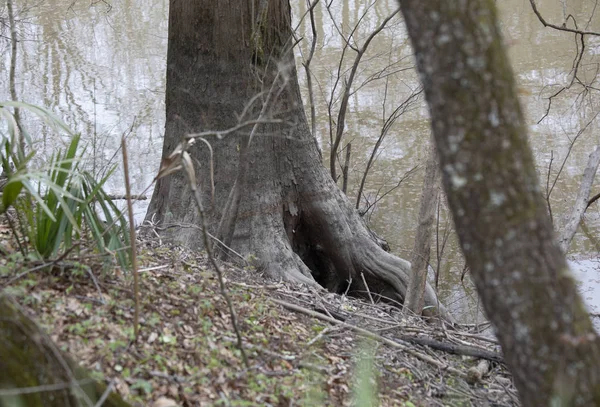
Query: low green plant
0,101,129,269
352,338,379,407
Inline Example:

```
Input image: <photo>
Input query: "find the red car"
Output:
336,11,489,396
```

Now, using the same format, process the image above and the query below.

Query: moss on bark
0,294,130,407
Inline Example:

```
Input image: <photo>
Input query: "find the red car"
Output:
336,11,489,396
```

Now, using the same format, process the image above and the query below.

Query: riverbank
0,229,518,406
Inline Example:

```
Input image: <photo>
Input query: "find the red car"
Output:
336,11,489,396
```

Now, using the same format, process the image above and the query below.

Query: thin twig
0,379,95,397
528,3,597,123
545,150,554,223
179,146,249,368
1,243,81,289
302,0,321,158
93,379,115,407
529,0,600,36
80,264,105,304
330,8,401,181
355,85,422,209
341,143,351,194
547,112,598,206
586,191,600,209
307,326,332,346
360,272,375,305
272,298,469,378
121,136,140,342
185,119,283,140
4,212,25,256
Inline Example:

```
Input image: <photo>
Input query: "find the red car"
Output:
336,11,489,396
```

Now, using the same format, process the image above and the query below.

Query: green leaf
131,379,153,395
2,179,23,210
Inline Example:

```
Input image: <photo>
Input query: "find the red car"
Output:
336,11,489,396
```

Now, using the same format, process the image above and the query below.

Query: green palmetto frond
1,101,130,270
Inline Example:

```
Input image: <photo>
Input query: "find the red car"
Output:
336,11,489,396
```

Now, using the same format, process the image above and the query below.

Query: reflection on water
0,0,168,220
2,0,600,322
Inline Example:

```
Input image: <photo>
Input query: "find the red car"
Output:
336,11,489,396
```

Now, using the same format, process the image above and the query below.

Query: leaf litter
0,232,519,406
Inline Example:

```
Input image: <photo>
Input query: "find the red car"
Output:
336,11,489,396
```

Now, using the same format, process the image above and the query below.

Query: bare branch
330,8,401,182
301,0,320,156
185,119,284,140
546,112,599,205
341,142,351,194
529,0,600,36
355,85,422,209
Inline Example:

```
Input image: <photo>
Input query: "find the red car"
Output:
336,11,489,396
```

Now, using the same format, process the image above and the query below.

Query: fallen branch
272,298,471,378
397,335,502,363
105,194,147,200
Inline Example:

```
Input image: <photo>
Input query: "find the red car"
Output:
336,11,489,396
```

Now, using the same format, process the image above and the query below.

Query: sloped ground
0,231,519,406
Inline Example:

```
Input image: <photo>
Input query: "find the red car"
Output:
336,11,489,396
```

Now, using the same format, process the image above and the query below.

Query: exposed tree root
224,166,453,321
146,0,451,323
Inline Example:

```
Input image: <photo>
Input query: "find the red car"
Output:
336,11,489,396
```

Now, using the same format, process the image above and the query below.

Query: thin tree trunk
558,145,600,253
405,144,439,314
398,1,600,405
302,0,321,159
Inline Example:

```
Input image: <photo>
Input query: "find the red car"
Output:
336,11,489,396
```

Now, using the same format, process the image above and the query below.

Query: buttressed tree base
146,0,449,318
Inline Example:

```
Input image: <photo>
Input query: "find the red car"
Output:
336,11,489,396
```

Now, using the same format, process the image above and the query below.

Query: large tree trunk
146,0,448,317
0,295,129,407
398,1,600,405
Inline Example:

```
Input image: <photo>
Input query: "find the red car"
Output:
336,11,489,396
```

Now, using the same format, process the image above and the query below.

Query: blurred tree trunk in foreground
398,1,600,405
0,294,130,407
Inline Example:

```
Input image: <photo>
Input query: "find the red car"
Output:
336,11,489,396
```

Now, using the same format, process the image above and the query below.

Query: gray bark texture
146,0,450,318
398,0,600,405
558,145,600,253
405,143,439,314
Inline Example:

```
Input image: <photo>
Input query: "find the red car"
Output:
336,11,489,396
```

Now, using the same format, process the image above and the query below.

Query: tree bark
404,143,439,314
146,0,449,318
398,1,600,405
558,145,600,253
0,294,129,407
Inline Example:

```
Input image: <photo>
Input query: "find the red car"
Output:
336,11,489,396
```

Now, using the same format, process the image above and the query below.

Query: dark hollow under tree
146,0,448,317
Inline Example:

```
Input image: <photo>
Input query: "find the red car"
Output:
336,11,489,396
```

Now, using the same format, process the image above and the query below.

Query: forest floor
0,228,519,406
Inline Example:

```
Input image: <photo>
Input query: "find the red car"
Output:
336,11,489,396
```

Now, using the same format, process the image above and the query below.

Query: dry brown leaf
152,396,179,407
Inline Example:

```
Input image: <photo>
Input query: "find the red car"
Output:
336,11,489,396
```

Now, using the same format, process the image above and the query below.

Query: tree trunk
146,0,449,318
398,1,600,405
405,143,439,315
558,145,600,253
0,294,129,407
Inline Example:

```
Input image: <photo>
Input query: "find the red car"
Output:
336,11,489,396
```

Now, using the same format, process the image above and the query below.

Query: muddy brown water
2,0,599,323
